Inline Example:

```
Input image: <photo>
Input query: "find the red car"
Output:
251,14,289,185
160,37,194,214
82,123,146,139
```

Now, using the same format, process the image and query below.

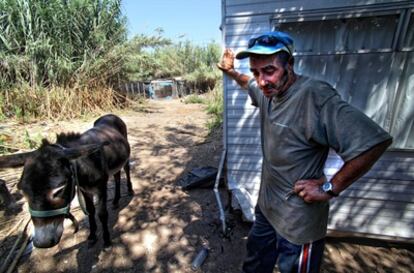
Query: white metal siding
223,0,414,239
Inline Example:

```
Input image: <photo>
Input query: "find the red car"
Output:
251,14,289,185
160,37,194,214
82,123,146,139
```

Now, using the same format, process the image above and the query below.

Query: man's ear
288,56,295,66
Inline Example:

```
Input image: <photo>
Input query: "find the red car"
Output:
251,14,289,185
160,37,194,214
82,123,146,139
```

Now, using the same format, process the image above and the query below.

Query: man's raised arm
217,48,251,89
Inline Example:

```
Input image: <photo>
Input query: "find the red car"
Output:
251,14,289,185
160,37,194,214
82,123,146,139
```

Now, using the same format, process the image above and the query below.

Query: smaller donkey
0,114,133,248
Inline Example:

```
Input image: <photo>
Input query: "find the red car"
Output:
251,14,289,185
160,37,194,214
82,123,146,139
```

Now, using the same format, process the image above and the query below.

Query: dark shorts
242,206,325,273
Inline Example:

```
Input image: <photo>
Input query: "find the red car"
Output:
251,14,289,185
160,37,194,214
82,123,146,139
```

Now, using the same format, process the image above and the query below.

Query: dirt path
0,99,413,273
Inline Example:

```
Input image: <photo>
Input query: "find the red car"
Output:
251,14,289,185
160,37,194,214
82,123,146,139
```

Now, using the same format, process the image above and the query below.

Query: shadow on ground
1,100,413,273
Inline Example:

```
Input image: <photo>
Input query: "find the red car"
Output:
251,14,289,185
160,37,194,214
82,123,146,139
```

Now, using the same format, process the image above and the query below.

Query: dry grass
0,85,146,152
0,85,126,122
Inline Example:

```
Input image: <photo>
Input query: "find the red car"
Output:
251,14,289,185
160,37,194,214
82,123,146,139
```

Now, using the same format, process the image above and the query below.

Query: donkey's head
0,139,103,248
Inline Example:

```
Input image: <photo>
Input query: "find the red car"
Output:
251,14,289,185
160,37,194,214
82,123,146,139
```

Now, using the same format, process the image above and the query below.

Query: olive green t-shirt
247,75,392,244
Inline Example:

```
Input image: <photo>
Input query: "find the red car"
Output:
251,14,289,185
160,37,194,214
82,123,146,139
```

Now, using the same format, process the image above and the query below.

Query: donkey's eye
52,185,66,199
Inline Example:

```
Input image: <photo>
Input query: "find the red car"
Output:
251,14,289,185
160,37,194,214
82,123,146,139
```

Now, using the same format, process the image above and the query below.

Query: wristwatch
322,181,339,197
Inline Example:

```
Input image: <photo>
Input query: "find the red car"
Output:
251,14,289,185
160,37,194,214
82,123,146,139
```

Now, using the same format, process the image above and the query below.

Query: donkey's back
93,114,128,138
79,114,134,205
81,114,131,175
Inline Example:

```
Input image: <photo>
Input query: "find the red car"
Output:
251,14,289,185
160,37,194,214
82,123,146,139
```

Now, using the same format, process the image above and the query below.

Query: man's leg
276,234,325,273
242,206,278,273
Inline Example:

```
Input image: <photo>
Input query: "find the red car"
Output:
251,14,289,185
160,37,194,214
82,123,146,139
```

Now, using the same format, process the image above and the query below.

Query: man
217,31,393,273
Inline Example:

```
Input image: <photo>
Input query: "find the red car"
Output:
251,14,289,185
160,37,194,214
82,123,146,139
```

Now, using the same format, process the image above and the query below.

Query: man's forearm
223,69,251,89
217,48,251,89
331,138,392,194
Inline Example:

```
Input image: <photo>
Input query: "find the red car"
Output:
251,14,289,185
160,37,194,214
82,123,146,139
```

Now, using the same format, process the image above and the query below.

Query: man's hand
292,139,392,204
217,48,235,72
217,48,250,89
293,177,331,203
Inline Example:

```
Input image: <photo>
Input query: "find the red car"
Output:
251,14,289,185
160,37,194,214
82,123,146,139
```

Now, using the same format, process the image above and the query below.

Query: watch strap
323,181,339,197
327,189,339,197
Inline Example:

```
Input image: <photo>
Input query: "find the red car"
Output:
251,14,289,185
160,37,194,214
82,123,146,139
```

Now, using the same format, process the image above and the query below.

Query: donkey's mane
56,132,82,146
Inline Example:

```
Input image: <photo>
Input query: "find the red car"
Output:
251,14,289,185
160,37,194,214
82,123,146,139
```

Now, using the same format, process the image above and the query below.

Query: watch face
322,182,332,192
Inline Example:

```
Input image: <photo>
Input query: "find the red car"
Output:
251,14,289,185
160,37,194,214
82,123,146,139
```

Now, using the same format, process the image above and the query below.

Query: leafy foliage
122,31,172,81
125,39,222,92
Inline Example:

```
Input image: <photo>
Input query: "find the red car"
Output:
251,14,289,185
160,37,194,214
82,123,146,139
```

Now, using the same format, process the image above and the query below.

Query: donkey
0,114,133,248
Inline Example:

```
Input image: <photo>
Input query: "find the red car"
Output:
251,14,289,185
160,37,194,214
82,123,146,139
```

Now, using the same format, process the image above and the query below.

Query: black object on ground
177,166,220,190
191,246,209,270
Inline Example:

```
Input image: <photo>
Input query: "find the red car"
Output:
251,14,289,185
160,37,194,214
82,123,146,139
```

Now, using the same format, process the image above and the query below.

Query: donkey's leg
83,192,98,246
112,171,121,207
96,182,111,248
124,159,134,195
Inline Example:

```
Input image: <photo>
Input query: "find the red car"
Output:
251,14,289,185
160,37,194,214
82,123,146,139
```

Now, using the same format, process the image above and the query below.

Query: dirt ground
0,99,413,273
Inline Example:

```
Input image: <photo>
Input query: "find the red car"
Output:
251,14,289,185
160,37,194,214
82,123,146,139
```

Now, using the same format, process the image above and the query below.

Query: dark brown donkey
0,114,133,248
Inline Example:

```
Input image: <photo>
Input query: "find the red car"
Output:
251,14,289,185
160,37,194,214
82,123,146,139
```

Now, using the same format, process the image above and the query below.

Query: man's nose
257,74,267,86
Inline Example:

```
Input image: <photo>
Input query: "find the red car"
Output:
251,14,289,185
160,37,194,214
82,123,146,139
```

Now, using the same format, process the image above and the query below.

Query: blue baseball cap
235,31,294,59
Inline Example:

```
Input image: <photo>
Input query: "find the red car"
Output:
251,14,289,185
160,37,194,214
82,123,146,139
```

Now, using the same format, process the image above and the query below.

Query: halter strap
29,206,70,217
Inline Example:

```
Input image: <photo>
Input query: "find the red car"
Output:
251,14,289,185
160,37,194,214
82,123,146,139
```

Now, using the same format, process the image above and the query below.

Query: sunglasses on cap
247,35,292,55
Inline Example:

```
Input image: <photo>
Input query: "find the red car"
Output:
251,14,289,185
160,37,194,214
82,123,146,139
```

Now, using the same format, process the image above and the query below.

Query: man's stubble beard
263,70,290,98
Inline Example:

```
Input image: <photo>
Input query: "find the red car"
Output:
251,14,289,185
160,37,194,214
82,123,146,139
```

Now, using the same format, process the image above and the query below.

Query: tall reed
0,0,127,120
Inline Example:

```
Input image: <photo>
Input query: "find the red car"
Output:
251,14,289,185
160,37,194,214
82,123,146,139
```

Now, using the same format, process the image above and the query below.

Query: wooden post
125,83,129,98
0,179,13,209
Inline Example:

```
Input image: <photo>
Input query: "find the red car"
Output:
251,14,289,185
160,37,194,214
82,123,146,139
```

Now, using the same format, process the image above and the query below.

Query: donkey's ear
0,151,33,168
61,143,103,160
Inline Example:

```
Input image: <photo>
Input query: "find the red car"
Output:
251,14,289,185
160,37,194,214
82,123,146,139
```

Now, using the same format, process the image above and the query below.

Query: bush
205,83,223,132
184,83,223,133
183,94,206,104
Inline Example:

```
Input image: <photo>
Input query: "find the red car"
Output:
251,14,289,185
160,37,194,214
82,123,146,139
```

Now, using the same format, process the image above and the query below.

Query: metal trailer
149,79,179,99
220,0,414,241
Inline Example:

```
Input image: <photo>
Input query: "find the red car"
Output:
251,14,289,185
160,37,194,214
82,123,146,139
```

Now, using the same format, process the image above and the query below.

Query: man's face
249,54,287,98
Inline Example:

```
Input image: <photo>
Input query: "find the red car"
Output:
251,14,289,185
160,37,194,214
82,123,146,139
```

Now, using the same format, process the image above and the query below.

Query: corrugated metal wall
222,0,414,239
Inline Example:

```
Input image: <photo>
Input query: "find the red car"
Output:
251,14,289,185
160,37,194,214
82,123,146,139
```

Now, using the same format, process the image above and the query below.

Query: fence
117,80,190,99
117,82,149,98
